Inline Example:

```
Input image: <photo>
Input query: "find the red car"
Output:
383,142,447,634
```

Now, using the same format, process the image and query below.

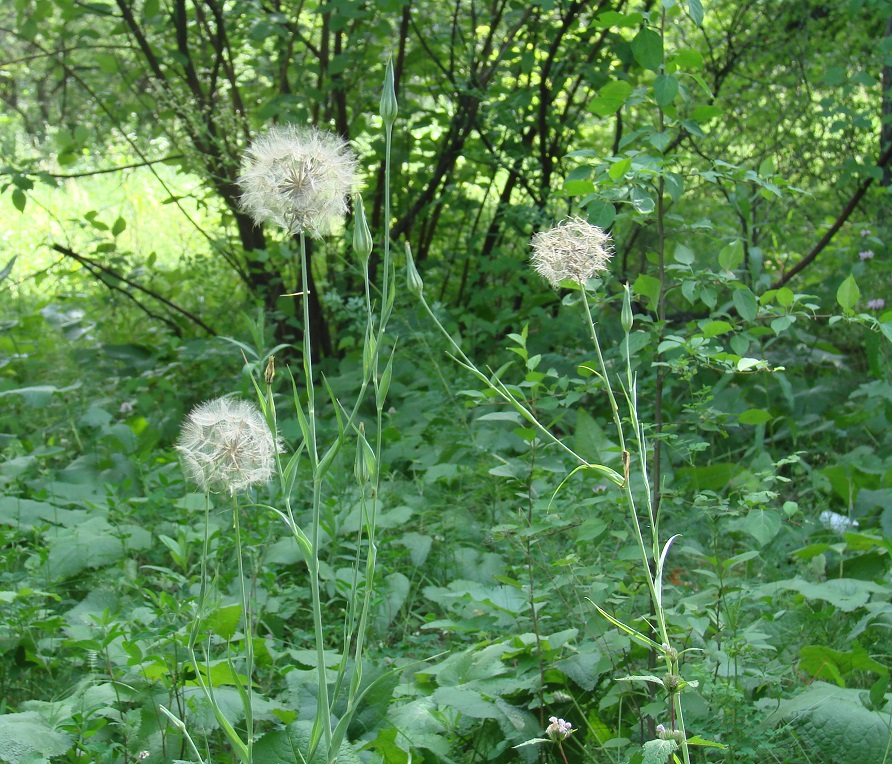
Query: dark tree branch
50,243,217,336
771,141,892,289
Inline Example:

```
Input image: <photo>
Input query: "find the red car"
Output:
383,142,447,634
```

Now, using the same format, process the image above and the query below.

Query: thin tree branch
50,243,217,336
771,141,892,289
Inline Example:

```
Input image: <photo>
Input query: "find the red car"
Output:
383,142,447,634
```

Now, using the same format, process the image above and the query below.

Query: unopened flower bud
352,193,373,264
380,59,399,127
405,242,424,297
264,355,276,386
621,283,633,333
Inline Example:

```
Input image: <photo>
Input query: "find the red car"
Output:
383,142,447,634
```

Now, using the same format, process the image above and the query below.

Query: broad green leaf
738,408,772,425
590,80,633,115
630,186,655,213
207,604,242,641
733,287,758,322
587,200,616,228
111,216,126,236
687,0,704,25
701,320,732,338
837,273,860,311
12,188,26,212
631,28,663,71
642,737,678,764
718,240,744,271
776,287,795,308
674,243,695,265
653,74,678,106
609,157,632,180
764,682,892,763
0,712,73,763
742,509,782,546
633,273,661,312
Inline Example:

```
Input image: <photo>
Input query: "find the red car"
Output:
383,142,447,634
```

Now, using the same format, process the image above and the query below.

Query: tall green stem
300,232,333,757
232,496,254,760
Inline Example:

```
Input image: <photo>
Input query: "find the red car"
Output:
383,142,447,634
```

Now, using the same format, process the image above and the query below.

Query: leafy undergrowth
0,293,891,764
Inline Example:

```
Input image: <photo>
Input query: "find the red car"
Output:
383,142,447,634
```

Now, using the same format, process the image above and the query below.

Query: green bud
405,242,424,297
621,283,634,333
352,193,373,264
380,58,398,127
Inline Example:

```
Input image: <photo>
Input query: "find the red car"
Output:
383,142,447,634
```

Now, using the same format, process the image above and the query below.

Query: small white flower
531,217,614,288
546,716,575,742
176,397,279,493
819,510,858,535
238,125,358,238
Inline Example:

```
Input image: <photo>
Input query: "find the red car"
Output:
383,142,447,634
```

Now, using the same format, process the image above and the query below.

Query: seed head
530,216,614,288
237,125,358,238
176,397,279,494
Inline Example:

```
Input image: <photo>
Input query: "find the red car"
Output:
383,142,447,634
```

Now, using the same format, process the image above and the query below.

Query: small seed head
530,216,614,288
237,125,358,238
176,397,279,494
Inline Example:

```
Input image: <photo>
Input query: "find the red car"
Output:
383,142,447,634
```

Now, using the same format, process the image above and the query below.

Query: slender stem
232,496,254,759
300,232,333,756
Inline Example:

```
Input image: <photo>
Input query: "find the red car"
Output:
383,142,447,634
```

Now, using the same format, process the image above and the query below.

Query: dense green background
1,1,891,762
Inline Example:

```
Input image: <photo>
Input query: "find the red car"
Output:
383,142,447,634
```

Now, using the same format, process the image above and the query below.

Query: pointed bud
380,59,398,127
264,355,276,386
405,242,424,297
352,193,373,264
621,283,634,333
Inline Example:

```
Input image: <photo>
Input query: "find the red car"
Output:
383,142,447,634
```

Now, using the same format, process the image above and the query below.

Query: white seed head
237,125,358,238
530,216,614,288
176,397,279,494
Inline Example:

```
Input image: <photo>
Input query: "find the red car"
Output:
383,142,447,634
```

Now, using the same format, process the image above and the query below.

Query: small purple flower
868,298,885,310
861,229,871,237
546,716,575,742
859,250,875,261
120,401,135,414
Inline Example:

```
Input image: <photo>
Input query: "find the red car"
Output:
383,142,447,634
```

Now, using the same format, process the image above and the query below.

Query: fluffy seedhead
237,125,358,238
176,397,279,494
530,216,614,288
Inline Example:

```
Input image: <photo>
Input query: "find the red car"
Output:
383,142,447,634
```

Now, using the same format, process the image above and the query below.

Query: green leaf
674,243,695,265
653,74,678,106
111,216,126,237
0,712,73,763
631,28,663,71
764,682,892,763
587,200,616,228
254,721,363,764
744,509,782,546
837,273,860,311
590,80,633,115
207,604,243,641
776,286,795,308
630,186,655,213
0,256,16,284
11,188,26,212
733,287,758,322
701,320,732,338
687,0,704,25
738,408,772,425
642,738,678,764
718,240,744,271
609,157,632,180
633,273,661,312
